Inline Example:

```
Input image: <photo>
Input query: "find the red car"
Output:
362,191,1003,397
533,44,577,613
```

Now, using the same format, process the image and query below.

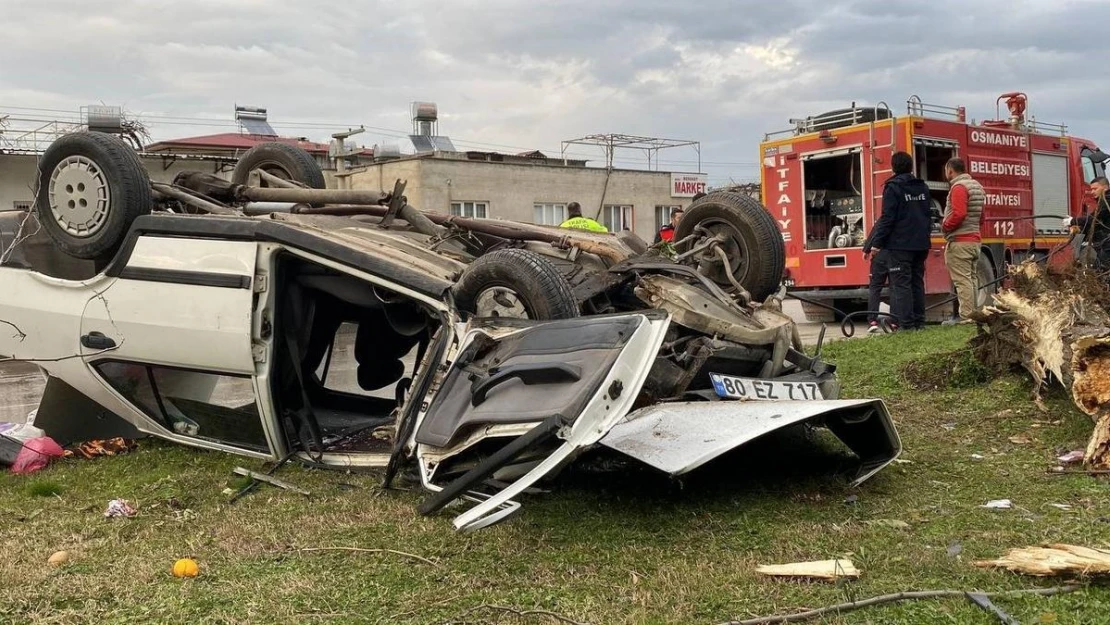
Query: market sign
671,173,708,198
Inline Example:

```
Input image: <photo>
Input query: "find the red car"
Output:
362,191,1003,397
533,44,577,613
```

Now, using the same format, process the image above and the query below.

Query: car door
79,234,275,457
411,310,670,531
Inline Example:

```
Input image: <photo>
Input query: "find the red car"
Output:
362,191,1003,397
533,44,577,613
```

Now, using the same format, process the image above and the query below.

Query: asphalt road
0,302,844,426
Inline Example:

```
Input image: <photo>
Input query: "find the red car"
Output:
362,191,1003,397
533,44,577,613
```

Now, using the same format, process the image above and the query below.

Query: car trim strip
118,266,252,289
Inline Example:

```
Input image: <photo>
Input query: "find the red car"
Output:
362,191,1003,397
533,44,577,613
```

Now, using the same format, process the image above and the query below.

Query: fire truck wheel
35,131,152,261
232,142,326,189
673,191,785,301
975,252,997,309
453,248,580,321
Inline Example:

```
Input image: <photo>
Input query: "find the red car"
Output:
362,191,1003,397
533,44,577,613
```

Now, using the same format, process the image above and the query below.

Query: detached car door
79,235,274,457
411,311,670,531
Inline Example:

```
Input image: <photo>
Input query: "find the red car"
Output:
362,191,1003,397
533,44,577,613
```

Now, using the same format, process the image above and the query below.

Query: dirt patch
901,349,992,392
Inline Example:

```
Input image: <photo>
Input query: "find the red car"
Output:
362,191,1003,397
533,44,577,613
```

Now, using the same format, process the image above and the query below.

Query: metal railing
905,95,965,121
1028,118,1068,136
0,117,82,154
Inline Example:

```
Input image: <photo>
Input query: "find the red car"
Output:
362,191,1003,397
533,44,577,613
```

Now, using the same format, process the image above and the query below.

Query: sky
3,0,1108,185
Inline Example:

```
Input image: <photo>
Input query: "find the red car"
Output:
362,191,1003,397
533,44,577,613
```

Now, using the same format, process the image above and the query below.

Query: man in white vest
940,158,986,324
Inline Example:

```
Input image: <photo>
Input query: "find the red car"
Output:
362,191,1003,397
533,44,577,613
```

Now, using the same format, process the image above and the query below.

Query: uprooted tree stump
971,261,1110,467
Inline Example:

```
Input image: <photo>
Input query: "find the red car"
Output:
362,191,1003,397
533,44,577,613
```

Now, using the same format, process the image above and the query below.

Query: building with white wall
347,150,707,237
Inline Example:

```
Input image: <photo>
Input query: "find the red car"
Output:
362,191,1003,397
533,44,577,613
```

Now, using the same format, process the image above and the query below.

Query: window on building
11,201,31,212
94,361,267,452
534,203,567,226
450,201,489,219
603,205,634,232
656,205,682,231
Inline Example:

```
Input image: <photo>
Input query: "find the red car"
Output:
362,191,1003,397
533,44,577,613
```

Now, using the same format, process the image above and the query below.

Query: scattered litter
971,454,986,460
172,558,199,578
756,558,860,581
865,519,910,530
47,550,69,567
1009,435,1033,445
947,541,963,558
982,499,1013,510
8,436,64,474
1049,503,1073,511
843,494,859,505
942,423,957,431
974,544,1110,576
1058,450,1085,465
894,458,914,464
104,499,137,518
64,438,136,459
0,421,45,442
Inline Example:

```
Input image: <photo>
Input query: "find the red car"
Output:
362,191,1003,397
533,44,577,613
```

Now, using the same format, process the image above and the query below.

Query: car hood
598,398,901,486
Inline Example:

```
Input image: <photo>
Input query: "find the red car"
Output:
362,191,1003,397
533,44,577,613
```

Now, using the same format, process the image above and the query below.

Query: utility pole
330,126,365,190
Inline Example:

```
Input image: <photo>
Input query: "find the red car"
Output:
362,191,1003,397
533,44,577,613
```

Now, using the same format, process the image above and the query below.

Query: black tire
454,249,579,320
673,191,785,302
35,131,152,261
975,251,997,310
232,142,326,189
810,107,891,131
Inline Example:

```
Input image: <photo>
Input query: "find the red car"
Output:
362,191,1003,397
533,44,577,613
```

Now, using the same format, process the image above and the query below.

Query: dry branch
443,604,591,625
292,546,440,567
721,585,1082,625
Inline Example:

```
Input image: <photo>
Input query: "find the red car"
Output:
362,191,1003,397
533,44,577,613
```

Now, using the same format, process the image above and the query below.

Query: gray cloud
2,0,1105,183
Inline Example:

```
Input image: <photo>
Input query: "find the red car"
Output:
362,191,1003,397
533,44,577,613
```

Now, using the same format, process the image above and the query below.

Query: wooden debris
971,261,1110,467
974,544,1110,577
755,558,860,581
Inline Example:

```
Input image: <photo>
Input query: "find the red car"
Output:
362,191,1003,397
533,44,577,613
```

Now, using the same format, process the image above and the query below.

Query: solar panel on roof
430,136,456,152
409,135,435,153
241,118,277,136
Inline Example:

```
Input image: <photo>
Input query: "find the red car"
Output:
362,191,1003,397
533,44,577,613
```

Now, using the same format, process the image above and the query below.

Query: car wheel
975,251,997,309
232,142,326,189
454,249,580,320
35,131,152,261
673,191,785,302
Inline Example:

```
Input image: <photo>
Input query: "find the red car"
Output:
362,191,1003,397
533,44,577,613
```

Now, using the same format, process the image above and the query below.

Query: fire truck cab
760,93,1108,322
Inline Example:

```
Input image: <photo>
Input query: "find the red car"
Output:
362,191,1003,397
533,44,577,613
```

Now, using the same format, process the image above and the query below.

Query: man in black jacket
862,152,933,330
1065,176,1110,270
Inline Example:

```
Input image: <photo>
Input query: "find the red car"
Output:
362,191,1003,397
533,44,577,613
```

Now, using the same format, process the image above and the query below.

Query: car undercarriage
0,132,902,530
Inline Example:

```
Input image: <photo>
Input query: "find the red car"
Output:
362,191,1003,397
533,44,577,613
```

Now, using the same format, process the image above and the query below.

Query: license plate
709,373,823,401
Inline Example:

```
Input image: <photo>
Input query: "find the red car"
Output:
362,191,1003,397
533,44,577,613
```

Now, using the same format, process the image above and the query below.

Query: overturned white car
0,132,900,530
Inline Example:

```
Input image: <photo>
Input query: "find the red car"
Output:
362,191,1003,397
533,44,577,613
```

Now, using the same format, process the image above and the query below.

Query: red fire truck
760,92,1108,322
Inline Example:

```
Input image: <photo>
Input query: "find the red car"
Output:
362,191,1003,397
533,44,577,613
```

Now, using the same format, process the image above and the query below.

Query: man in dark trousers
1064,176,1110,271
861,152,932,330
860,230,890,334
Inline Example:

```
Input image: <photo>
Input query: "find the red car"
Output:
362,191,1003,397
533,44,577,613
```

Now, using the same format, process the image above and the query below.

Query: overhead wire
0,104,760,170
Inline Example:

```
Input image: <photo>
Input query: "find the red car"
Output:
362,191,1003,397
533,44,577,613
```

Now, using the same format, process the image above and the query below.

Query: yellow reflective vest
559,216,608,233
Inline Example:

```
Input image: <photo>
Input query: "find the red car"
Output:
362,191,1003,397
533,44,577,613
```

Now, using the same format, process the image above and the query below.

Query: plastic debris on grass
104,499,138,518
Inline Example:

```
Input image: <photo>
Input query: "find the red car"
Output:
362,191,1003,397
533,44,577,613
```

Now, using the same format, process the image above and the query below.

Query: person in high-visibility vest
559,202,608,233
655,207,684,243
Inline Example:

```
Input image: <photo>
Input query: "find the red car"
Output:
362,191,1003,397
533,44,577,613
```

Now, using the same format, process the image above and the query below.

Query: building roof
144,132,373,157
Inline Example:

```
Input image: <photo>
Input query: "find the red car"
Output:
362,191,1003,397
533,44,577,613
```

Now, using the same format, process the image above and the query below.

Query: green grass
2,327,1109,624
23,480,63,498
